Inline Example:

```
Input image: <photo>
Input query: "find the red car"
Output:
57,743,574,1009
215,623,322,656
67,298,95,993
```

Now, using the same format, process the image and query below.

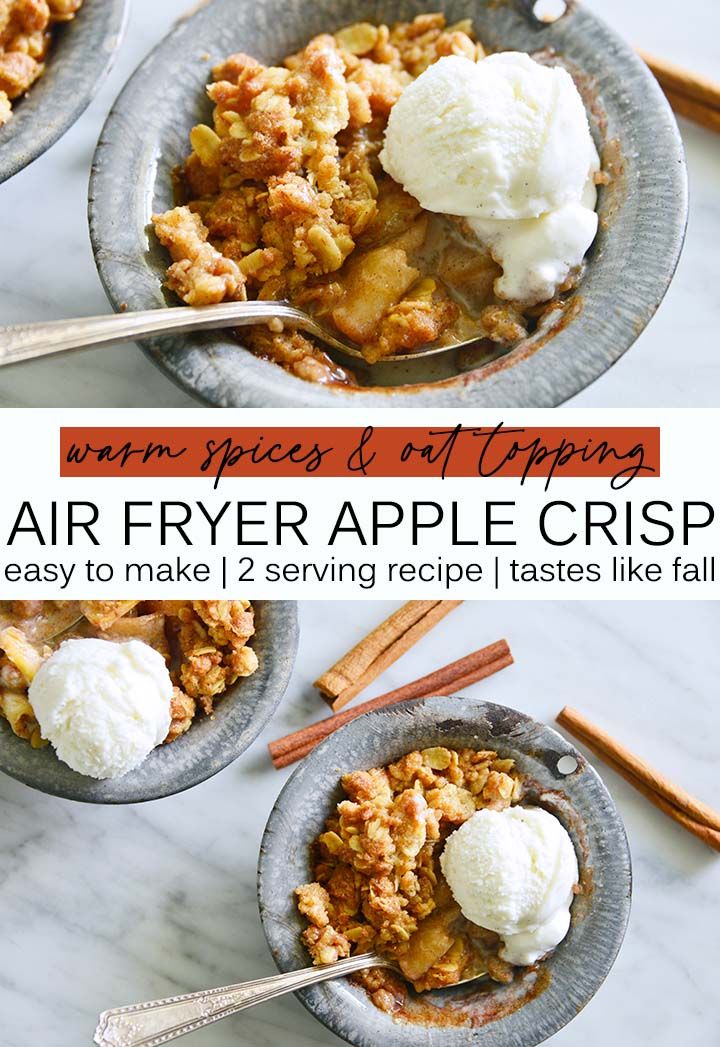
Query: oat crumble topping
152,14,561,385
296,746,525,1012
0,0,84,125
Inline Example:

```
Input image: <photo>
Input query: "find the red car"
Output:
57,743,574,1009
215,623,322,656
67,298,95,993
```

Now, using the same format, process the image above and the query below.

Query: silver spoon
93,951,488,1046
0,301,462,367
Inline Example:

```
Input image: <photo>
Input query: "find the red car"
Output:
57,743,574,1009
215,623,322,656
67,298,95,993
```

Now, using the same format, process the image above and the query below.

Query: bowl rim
0,600,299,804
88,0,688,407
257,694,632,1047
0,0,129,185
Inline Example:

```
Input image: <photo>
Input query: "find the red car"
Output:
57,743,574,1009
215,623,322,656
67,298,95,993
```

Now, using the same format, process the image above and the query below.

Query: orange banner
59,425,660,487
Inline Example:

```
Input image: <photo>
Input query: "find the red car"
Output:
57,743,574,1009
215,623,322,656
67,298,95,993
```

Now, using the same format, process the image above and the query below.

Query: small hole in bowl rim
533,0,569,23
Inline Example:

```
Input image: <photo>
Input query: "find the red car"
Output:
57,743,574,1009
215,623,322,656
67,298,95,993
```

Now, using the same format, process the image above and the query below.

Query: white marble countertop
0,0,718,407
1,600,718,1046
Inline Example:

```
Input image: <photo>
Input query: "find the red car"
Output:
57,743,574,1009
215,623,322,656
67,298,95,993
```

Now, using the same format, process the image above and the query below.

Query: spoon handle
93,953,385,1047
0,301,304,366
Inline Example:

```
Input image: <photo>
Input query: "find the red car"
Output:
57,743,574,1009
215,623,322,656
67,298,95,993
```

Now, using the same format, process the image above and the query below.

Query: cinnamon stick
278,640,509,759
315,601,462,711
271,639,513,769
661,87,720,135
557,706,720,851
639,51,720,112
638,51,720,135
596,750,720,854
274,654,515,770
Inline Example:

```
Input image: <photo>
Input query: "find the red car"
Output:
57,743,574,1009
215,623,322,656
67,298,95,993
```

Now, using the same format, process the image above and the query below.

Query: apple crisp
296,746,524,1012
153,14,555,385
0,599,258,748
0,0,85,126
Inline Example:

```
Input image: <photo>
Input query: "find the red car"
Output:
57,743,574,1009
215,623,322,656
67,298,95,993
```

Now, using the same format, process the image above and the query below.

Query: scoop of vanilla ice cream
29,638,173,779
381,53,597,220
468,185,598,304
380,52,600,304
440,806,578,966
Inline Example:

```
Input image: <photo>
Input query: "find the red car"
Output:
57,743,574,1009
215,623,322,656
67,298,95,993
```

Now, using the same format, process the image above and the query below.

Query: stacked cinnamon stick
315,600,462,711
269,601,514,769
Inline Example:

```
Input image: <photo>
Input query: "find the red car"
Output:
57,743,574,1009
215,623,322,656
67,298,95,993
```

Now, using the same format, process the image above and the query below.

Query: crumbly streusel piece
48,0,84,19
0,0,85,121
165,685,196,743
426,781,477,824
297,878,355,966
290,34,350,147
367,291,460,363
152,206,247,306
194,599,254,647
480,303,529,345
388,12,483,76
208,54,302,179
198,187,262,260
173,600,258,712
0,50,41,99
193,600,258,680
296,881,332,927
246,325,356,386
392,790,435,870
257,172,355,280
302,923,351,965
342,766,393,806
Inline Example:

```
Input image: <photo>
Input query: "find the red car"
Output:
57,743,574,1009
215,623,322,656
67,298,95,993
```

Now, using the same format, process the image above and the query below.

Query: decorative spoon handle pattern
93,952,388,1046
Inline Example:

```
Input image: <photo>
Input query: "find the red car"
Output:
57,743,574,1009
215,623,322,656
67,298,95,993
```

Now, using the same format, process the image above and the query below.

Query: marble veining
0,0,718,406
1,601,718,1045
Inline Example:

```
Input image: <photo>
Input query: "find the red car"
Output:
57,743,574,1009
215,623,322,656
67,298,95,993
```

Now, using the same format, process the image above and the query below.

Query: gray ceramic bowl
90,0,686,407
258,696,631,1047
0,600,298,804
0,0,128,184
